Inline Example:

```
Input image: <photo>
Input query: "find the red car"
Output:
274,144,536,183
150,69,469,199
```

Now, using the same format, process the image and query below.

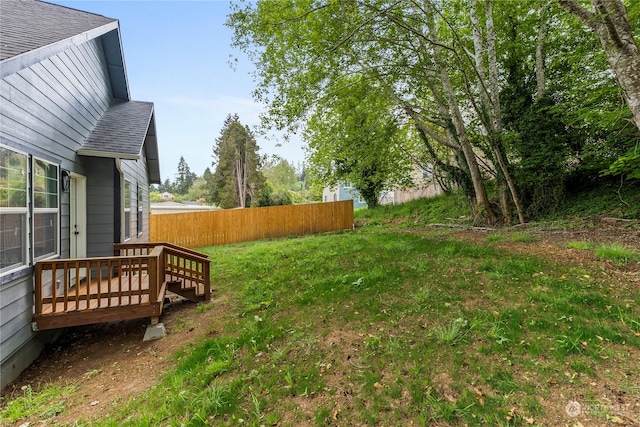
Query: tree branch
593,0,625,49
558,0,599,31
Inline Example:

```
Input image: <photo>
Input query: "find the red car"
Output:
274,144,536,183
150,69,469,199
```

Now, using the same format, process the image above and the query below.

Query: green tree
261,155,297,192
259,155,297,205
212,114,266,208
228,0,501,220
559,0,640,130
157,178,174,194
229,0,638,220
174,156,197,195
305,75,414,209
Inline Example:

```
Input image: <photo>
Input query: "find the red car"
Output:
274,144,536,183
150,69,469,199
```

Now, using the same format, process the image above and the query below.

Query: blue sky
50,0,305,182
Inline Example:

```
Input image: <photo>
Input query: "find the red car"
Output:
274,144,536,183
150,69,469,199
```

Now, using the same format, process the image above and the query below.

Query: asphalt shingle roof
78,100,154,159
0,0,116,61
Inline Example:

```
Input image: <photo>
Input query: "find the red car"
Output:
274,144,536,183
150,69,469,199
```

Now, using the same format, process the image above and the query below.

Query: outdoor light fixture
61,169,71,192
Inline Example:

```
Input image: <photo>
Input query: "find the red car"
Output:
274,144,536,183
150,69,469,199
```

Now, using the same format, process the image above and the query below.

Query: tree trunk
559,0,640,130
485,0,525,224
235,154,246,208
426,5,497,224
469,0,526,224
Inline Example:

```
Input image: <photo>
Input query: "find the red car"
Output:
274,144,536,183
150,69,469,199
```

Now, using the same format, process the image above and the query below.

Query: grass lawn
2,192,639,426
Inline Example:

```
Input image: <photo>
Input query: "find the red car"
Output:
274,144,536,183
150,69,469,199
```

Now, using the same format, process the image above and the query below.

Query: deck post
148,246,163,304
34,262,43,316
203,260,211,301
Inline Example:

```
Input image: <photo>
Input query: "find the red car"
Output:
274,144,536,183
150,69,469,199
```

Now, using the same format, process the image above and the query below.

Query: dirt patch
1,295,232,425
1,217,639,425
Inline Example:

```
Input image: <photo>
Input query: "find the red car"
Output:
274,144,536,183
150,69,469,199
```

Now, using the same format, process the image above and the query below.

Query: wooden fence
150,200,354,248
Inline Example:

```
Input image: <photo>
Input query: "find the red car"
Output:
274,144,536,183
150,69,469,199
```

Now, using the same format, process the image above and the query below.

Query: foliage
173,156,198,195
228,0,640,220
153,157,199,197
603,144,640,180
505,96,577,217
155,177,174,194
212,114,267,208
149,191,163,203
255,181,293,207
260,155,298,192
305,75,415,209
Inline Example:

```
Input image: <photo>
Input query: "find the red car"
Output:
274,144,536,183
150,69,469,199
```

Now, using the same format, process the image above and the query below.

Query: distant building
323,182,367,208
323,166,442,208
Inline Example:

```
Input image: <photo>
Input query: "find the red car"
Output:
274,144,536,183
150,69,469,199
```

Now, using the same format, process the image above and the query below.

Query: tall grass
595,243,640,264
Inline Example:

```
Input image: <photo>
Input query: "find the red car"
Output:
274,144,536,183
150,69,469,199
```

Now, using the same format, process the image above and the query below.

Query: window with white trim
32,158,59,260
124,180,131,240
1,146,28,273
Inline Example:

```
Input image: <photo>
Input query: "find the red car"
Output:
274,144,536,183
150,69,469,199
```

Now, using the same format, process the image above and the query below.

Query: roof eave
101,25,130,101
76,150,140,160
144,112,161,184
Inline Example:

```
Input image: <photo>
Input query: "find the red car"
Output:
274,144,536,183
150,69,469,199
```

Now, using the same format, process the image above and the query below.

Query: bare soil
2,216,639,426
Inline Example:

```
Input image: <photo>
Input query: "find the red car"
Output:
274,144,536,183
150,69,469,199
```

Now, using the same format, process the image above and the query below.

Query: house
323,166,442,208
378,166,443,205
1,0,161,389
323,182,368,208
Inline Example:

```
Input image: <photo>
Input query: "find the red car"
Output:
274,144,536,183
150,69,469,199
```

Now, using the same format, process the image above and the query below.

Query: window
136,184,143,236
33,158,59,259
1,146,28,273
124,180,131,240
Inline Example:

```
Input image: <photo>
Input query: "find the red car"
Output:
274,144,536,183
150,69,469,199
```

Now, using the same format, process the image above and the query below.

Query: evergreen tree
212,114,266,208
158,178,174,194
174,156,197,195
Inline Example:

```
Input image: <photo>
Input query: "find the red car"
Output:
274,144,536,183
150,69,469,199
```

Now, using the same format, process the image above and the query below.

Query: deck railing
32,243,210,331
115,242,211,301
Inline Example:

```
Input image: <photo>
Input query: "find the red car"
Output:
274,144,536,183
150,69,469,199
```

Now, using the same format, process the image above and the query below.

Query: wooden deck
32,243,210,331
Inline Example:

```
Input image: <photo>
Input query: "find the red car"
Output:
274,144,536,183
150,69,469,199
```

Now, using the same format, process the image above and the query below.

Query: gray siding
85,156,118,256
0,272,60,388
0,39,112,159
121,158,151,242
0,38,113,389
